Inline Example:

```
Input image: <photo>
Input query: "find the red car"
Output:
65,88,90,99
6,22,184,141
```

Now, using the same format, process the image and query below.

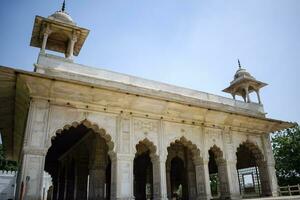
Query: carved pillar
41,26,52,53
217,160,230,199
256,90,262,104
245,87,251,103
194,159,211,200
223,128,241,199
259,133,278,197
187,154,197,200
67,32,77,59
110,154,134,200
152,155,168,200
16,100,50,200
18,152,46,200
231,93,236,100
224,160,241,200
166,162,171,199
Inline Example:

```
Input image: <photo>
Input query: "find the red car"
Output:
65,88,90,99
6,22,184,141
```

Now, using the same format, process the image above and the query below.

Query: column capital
22,146,48,156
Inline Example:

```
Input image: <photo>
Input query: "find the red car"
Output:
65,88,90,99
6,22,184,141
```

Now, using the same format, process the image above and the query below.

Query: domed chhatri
48,0,75,25
30,0,89,60
223,60,267,104
48,10,76,25
233,60,254,80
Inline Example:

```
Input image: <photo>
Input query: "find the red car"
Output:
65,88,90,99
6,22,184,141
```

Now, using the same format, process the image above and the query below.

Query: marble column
245,87,251,103
261,133,279,197
17,152,46,200
16,100,50,200
257,159,279,197
152,155,168,200
110,154,134,200
67,32,77,59
194,159,211,200
187,154,197,200
256,90,262,104
217,160,230,199
166,163,171,199
224,160,241,200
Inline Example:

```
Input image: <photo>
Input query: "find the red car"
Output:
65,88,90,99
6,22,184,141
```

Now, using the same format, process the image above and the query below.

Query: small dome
48,11,76,25
234,68,253,80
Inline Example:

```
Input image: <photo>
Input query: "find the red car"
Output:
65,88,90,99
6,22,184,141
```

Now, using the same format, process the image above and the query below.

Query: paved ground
249,196,300,200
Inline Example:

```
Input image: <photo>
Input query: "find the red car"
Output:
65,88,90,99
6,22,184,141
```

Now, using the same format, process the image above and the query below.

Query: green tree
272,125,300,186
0,144,18,171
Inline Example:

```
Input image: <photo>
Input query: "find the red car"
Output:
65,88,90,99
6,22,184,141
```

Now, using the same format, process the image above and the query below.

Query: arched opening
208,145,229,199
166,138,199,200
209,148,219,198
46,31,71,57
134,140,154,200
170,156,186,199
44,122,113,200
236,141,269,198
248,86,259,103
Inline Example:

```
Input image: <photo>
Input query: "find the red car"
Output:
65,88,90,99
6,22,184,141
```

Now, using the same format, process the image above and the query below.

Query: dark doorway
134,143,153,200
170,156,187,199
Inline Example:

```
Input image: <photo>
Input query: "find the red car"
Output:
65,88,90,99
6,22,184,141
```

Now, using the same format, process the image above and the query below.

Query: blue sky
0,0,299,123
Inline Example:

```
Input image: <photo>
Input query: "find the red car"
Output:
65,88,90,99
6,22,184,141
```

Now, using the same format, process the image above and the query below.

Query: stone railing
0,170,17,200
279,184,300,196
0,170,17,175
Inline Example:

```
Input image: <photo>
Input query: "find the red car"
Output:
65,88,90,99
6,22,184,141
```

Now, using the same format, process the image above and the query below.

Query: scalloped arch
237,140,264,162
49,119,115,154
168,136,202,163
135,138,158,159
209,144,226,164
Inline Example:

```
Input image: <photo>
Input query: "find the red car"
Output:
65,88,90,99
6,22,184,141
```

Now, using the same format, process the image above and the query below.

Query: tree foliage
272,125,300,186
0,144,18,171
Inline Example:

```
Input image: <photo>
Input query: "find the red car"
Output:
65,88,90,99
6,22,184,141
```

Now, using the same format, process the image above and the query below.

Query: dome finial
238,59,241,69
61,0,66,12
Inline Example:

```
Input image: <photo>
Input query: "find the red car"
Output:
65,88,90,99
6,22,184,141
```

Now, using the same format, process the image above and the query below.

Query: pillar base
196,195,211,200
224,194,241,200
153,198,168,200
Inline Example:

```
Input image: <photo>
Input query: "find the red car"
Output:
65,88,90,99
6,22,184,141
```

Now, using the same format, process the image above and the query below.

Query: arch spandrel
203,129,225,161
163,122,202,156
46,106,117,151
132,118,160,154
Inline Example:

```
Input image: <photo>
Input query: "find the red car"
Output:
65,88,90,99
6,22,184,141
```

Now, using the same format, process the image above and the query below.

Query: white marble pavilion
0,3,294,200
